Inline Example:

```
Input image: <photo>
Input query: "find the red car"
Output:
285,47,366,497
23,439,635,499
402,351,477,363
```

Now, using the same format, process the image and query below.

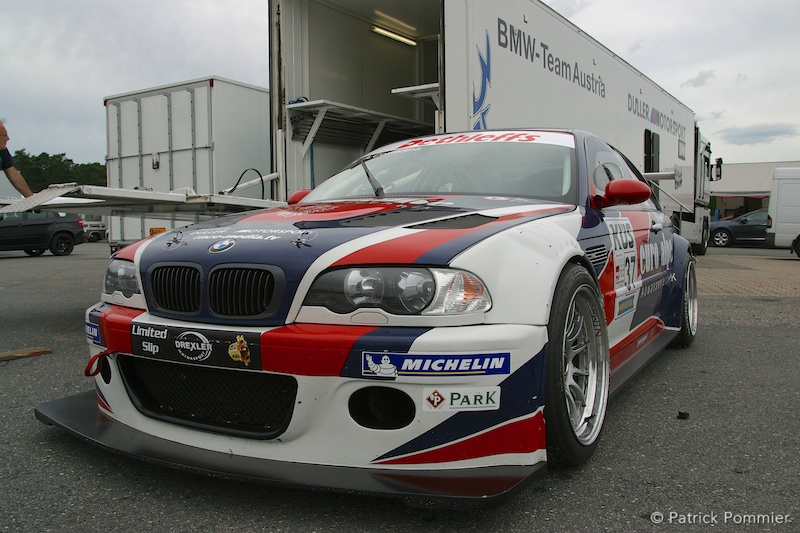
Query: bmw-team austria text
36,129,698,506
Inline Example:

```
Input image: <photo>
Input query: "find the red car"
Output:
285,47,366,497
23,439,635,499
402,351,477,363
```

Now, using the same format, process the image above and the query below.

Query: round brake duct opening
348,387,415,430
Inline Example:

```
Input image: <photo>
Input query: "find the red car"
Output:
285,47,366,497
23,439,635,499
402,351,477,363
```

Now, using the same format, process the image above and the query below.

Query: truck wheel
691,223,709,256
669,260,698,348
711,229,731,247
50,233,75,256
545,263,610,467
794,239,800,259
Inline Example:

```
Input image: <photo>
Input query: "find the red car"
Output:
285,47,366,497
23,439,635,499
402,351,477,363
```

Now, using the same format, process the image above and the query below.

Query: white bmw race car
36,129,697,506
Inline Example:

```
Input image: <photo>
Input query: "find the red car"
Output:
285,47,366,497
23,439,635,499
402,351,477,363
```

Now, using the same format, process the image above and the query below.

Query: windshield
303,133,577,204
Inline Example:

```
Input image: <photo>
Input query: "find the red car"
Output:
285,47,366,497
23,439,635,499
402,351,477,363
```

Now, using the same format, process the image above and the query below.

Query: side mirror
593,179,652,209
714,158,723,181
287,189,312,205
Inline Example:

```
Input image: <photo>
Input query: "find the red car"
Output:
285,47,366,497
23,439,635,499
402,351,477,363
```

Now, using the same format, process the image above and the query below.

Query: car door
0,212,27,248
584,136,675,357
18,211,54,248
735,210,768,242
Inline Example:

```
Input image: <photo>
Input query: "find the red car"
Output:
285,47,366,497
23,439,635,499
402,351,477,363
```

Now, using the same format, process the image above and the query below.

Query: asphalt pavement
0,243,797,532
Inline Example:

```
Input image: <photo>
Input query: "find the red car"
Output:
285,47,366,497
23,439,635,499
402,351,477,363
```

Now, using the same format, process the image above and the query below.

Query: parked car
710,208,768,247
0,210,85,256
37,129,697,506
80,215,107,242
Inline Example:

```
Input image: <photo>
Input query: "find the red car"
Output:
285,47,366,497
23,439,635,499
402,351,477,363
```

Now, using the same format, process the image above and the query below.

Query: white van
766,168,800,257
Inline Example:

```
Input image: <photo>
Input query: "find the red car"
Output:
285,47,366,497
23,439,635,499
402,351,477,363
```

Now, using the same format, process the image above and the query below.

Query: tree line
11,149,106,192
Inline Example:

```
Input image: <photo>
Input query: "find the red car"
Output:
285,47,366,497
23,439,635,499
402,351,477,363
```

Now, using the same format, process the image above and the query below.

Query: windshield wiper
361,159,384,198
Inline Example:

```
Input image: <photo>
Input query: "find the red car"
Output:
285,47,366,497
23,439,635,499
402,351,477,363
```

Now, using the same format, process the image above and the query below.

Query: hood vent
340,208,467,228
410,213,497,230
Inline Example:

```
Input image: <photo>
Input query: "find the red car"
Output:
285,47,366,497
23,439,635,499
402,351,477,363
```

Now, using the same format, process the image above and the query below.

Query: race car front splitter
35,391,545,508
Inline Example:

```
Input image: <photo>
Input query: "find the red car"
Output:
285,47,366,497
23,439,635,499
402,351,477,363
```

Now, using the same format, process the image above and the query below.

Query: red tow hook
84,348,114,377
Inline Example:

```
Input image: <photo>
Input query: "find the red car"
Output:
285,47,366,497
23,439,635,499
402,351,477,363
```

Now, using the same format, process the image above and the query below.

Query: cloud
681,70,716,88
543,0,595,18
716,123,799,145
698,110,725,122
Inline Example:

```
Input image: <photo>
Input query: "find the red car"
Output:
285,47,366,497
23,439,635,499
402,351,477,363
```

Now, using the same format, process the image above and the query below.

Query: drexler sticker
129,322,261,370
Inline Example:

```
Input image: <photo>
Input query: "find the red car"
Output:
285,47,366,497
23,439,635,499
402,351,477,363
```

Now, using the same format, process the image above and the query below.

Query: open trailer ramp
0,181,285,221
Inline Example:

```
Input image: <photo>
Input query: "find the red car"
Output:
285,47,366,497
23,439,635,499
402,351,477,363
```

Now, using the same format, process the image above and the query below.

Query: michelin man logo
364,353,397,378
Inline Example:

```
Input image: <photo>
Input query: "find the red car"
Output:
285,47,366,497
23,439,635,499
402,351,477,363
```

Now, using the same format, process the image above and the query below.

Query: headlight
304,267,491,315
103,259,141,298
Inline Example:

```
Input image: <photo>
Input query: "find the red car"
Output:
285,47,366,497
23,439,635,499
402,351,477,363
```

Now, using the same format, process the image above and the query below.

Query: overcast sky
2,0,798,174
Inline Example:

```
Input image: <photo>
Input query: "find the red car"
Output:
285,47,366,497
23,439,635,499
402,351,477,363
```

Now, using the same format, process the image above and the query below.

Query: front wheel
49,233,75,256
544,263,610,467
24,249,46,257
711,229,731,247
669,260,698,348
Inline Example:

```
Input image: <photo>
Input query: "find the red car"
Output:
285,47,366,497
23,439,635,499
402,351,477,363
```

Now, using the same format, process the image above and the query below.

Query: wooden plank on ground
0,347,53,362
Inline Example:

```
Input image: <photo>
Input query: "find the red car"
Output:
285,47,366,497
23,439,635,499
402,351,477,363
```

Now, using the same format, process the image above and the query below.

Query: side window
584,136,657,210
585,137,621,194
27,211,51,220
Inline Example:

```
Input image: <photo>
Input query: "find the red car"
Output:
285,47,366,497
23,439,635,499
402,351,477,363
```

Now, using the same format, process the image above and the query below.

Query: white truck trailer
766,167,800,257
268,0,720,253
104,77,272,245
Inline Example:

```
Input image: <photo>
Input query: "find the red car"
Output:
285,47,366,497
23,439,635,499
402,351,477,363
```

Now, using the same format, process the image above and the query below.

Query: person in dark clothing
0,120,34,197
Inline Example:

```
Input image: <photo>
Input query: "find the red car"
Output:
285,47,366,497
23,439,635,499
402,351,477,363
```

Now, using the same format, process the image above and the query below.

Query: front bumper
35,391,544,507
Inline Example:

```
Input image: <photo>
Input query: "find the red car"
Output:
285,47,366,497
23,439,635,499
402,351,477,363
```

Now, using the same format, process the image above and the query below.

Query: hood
133,195,574,325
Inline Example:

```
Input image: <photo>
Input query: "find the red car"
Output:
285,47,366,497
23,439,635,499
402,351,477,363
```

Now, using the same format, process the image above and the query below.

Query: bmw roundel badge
209,239,236,253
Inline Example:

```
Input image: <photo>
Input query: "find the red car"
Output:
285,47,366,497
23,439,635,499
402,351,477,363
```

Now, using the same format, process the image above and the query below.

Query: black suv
0,210,85,256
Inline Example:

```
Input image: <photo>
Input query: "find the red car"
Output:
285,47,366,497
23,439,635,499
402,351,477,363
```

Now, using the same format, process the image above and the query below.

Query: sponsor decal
130,322,261,369
424,387,501,412
85,322,101,344
162,230,188,250
362,352,511,380
627,94,687,140
639,237,673,277
131,324,168,339
617,294,635,317
227,335,251,366
174,331,213,362
396,132,541,150
608,218,638,290
472,30,492,129
496,17,606,99
209,239,236,253
639,272,677,298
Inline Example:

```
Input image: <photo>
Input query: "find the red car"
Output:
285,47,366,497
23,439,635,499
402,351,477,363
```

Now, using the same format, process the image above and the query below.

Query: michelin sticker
424,387,501,411
362,352,511,380
85,322,101,345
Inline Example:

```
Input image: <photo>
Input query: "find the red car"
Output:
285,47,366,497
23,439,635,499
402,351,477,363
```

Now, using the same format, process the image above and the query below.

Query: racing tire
544,263,610,468
669,259,698,348
24,249,46,257
49,233,75,256
711,229,731,247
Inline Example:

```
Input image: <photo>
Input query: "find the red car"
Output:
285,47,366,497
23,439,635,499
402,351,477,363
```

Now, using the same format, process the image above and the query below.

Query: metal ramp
0,181,285,221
